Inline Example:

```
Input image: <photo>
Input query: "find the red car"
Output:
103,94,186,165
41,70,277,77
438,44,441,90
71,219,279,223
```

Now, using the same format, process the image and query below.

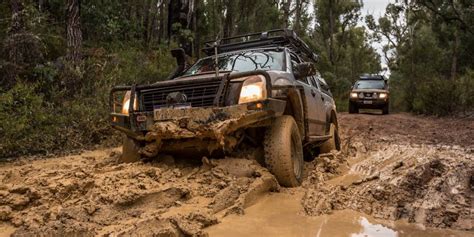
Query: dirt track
0,112,473,236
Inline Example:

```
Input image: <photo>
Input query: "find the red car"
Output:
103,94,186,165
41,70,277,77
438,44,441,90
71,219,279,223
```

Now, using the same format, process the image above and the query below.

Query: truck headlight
379,93,388,99
238,75,267,104
350,92,358,98
122,91,137,115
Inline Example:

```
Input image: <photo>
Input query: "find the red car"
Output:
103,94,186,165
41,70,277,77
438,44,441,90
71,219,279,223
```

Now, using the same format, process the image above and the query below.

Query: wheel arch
326,109,339,133
283,88,306,138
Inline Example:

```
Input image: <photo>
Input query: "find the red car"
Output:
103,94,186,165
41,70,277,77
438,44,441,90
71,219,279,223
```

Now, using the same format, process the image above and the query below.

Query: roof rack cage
359,74,387,81
202,29,318,62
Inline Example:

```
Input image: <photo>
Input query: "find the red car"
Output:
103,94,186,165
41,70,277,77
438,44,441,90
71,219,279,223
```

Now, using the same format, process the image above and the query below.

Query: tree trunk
450,29,459,80
66,0,82,65
193,0,200,58
158,0,165,44
294,0,301,32
282,0,292,28
143,0,152,46
223,0,234,38
328,0,335,65
149,0,159,46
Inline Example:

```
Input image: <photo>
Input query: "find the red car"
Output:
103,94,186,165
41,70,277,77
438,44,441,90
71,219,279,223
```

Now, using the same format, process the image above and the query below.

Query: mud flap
120,136,141,163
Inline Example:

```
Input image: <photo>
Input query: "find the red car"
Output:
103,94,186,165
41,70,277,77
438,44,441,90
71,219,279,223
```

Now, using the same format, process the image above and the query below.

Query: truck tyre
382,104,389,115
349,102,358,114
264,116,304,187
320,123,341,154
120,136,141,163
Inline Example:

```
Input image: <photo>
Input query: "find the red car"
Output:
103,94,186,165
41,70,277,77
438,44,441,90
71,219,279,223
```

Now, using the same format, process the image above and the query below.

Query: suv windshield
183,50,284,76
354,80,385,89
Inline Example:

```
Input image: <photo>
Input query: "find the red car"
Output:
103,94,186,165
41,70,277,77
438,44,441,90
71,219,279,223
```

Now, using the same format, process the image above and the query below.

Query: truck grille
140,80,223,111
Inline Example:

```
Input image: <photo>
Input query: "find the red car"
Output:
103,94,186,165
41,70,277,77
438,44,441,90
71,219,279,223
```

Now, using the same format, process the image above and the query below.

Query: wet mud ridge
0,153,278,236
302,113,474,231
0,113,473,236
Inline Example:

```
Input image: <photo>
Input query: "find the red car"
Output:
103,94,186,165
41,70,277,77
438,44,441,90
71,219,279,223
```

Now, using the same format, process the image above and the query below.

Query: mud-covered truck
349,75,390,114
110,29,340,187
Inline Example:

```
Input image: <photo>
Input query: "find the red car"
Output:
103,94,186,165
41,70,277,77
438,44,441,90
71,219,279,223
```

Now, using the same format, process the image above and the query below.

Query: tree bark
193,0,200,58
143,0,152,46
223,0,234,38
66,0,82,65
328,0,335,65
450,29,459,80
158,0,166,43
282,0,292,28
294,0,301,32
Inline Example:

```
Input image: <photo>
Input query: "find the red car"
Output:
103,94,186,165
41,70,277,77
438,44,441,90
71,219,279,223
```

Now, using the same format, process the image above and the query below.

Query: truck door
290,53,326,136
315,75,335,136
306,76,327,135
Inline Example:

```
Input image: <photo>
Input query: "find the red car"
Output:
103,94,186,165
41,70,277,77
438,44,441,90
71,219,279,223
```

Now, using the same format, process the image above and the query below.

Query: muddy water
206,192,474,237
0,224,15,237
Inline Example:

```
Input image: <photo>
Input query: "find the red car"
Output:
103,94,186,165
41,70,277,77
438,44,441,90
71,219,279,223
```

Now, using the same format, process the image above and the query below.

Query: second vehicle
349,75,390,114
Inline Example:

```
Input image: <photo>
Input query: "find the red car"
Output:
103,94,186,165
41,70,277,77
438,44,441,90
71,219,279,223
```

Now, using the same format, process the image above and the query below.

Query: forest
0,0,473,158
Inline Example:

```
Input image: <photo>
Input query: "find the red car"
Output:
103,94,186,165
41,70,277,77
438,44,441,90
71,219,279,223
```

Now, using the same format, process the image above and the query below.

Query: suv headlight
122,91,138,115
379,93,388,99
238,75,267,104
350,92,358,98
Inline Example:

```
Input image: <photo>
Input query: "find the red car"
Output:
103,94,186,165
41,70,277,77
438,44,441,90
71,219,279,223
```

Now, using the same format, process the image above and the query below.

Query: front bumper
349,98,388,108
111,98,286,143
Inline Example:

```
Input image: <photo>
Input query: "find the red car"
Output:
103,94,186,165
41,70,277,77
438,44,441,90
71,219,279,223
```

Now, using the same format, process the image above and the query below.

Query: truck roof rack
202,29,318,62
359,74,387,81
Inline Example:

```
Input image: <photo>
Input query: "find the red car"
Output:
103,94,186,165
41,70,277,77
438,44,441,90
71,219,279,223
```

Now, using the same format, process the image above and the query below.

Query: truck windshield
183,50,284,76
354,80,385,89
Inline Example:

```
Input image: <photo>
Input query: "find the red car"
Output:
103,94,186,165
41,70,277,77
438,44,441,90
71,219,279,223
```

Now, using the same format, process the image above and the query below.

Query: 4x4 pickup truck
110,29,340,187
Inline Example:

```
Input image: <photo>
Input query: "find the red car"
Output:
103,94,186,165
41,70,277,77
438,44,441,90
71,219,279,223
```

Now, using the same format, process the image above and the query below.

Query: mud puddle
207,192,473,237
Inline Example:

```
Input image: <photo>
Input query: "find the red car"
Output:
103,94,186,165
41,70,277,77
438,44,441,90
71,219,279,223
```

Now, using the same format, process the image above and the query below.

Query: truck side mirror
167,48,188,80
171,48,186,68
294,62,316,79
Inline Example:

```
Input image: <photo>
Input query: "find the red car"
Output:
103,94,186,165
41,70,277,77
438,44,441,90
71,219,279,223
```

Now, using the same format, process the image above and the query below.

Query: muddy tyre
320,123,341,154
349,102,358,114
264,116,304,187
382,104,389,115
120,136,141,163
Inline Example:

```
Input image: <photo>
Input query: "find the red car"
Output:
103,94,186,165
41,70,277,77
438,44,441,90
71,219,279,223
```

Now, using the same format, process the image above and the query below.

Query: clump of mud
0,150,278,236
302,138,473,231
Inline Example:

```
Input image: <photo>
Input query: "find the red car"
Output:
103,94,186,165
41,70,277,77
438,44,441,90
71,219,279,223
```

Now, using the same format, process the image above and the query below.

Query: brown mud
0,151,278,236
300,112,473,231
1,112,473,236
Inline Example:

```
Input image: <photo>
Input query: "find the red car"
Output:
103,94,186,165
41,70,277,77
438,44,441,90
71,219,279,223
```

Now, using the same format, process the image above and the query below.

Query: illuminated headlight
238,75,267,104
350,92,358,98
379,93,388,99
121,91,138,115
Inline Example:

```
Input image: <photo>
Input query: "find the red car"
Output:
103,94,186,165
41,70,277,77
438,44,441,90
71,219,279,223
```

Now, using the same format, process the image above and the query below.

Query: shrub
0,83,59,157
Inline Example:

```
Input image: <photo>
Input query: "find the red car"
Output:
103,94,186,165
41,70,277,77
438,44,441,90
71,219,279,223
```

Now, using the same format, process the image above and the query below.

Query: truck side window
318,77,331,94
290,54,300,72
309,76,319,89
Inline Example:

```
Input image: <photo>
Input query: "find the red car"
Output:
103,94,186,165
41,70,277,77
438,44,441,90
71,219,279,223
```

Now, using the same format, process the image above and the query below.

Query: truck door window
318,77,330,94
309,76,319,89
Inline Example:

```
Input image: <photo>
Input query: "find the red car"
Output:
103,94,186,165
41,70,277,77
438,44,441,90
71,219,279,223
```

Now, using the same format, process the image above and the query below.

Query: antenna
214,35,221,78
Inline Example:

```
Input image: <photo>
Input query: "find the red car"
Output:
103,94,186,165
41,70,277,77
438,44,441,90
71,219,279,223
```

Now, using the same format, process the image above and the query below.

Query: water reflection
206,192,473,237
351,217,398,237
